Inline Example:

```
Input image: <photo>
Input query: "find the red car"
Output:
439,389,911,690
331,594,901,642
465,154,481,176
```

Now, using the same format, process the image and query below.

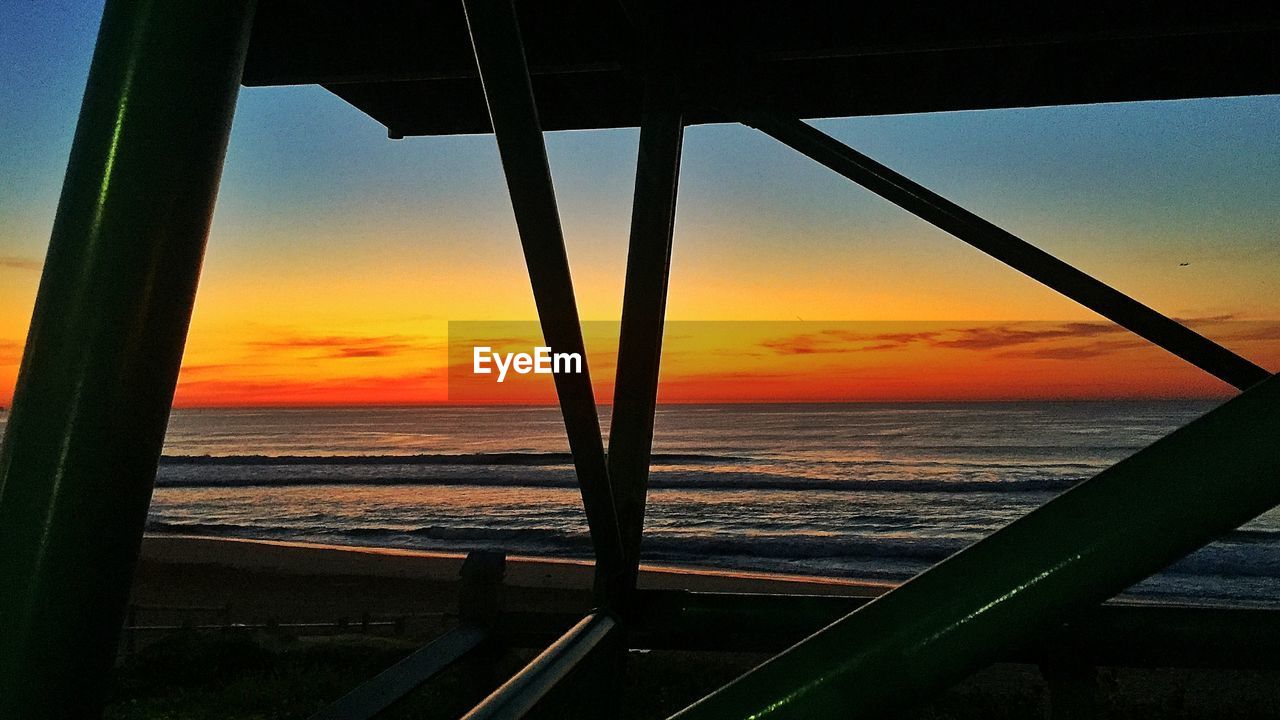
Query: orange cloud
174,370,446,407
0,255,41,272
246,334,432,359
929,322,1122,350
5,319,1276,408
758,322,1129,356
0,340,21,364
998,339,1144,360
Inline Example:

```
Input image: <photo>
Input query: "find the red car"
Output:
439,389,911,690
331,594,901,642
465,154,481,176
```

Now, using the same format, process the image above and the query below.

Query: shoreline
140,534,892,596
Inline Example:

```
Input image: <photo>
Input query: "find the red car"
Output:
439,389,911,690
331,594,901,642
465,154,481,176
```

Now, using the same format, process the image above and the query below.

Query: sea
103,401,1280,607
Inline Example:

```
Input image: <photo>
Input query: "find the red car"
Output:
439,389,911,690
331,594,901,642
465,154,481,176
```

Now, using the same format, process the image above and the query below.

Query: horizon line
153,395,1233,411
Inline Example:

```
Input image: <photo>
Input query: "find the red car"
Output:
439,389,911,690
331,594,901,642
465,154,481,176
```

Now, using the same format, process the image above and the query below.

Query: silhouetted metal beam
462,612,618,720
745,111,1270,391
630,590,1280,666
463,0,625,599
610,76,684,592
494,593,1280,667
307,624,488,720
0,1,255,716
670,373,1280,720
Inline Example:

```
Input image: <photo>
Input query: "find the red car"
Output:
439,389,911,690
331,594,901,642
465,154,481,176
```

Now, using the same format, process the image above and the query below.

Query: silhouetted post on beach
459,550,508,701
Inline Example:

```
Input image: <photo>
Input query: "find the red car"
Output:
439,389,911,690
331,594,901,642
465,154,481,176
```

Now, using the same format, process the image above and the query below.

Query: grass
104,629,1280,719
103,631,774,720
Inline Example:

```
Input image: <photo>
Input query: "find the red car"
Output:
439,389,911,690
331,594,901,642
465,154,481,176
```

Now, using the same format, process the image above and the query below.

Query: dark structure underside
242,2,1280,137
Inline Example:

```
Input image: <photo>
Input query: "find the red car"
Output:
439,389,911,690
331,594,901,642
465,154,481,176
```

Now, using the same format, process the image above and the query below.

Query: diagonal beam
609,75,684,592
630,590,1280,665
463,0,625,598
744,111,1270,392
307,624,488,720
494,594,1280,667
0,1,255,716
461,612,618,720
670,373,1280,720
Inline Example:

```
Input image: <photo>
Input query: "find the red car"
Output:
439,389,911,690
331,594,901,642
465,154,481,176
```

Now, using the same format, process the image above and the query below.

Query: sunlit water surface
84,401,1280,606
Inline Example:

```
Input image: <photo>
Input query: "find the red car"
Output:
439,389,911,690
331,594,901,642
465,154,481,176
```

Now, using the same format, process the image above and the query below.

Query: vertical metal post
670,373,1280,720
609,77,684,593
462,0,625,601
0,0,254,715
306,625,489,720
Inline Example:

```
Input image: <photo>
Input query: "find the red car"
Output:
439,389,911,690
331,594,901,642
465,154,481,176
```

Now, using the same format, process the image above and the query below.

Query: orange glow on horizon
117,319,1277,407
1,314,1276,408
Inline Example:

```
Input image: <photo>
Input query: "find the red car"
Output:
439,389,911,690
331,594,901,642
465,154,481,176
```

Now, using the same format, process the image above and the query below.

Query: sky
2,1,1279,405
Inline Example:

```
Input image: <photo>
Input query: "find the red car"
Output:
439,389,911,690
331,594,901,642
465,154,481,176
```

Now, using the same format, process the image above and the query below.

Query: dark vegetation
104,628,1280,720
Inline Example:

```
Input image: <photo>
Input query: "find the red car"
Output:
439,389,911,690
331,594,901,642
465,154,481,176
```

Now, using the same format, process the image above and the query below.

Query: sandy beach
128,533,894,650
116,534,1280,720
117,535,896,719
138,534,892,595
128,534,889,641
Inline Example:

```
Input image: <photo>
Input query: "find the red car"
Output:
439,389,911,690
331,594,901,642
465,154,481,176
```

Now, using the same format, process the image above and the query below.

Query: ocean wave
145,518,1280,585
144,519,1280,580
155,453,1084,493
153,471,1077,494
144,520,961,559
1221,529,1280,544
159,452,1119,470
160,452,742,466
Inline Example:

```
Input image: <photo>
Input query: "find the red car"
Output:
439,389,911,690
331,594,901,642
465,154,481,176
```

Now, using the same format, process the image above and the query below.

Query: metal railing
300,572,1280,720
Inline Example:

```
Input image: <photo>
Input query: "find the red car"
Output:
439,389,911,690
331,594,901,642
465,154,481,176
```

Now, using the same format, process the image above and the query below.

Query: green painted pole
671,373,1280,720
0,1,254,716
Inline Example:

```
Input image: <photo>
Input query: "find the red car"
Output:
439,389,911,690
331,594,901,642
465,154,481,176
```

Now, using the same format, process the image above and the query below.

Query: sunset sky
2,2,1278,405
